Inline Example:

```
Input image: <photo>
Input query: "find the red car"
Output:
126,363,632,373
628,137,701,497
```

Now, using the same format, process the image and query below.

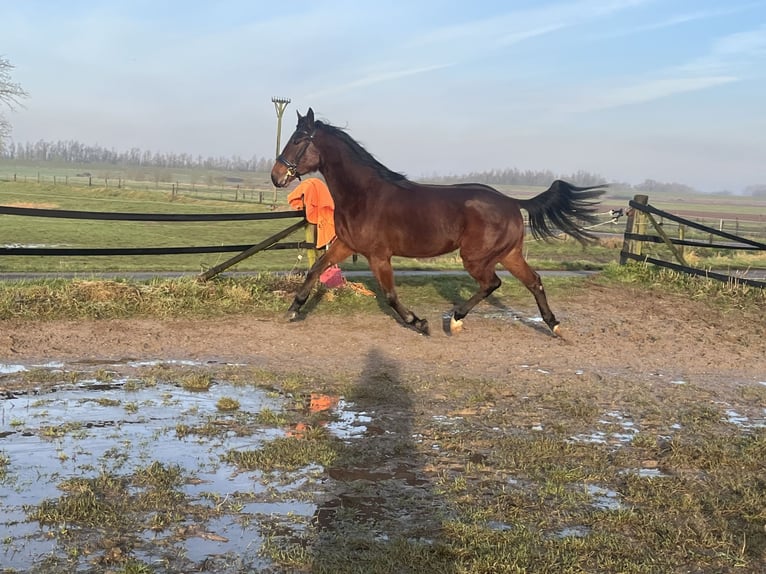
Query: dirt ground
2,282,764,386
2,281,765,573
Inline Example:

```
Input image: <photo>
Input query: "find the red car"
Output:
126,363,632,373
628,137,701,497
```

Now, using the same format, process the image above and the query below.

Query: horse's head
271,108,321,187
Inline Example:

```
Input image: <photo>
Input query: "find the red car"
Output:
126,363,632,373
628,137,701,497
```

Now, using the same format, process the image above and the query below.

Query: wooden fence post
197,219,307,282
306,224,318,267
678,225,685,261
620,194,648,264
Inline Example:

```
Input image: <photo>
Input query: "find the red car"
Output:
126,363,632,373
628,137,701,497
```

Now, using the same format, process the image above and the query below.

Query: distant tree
0,56,28,152
425,167,607,187
635,178,696,194
744,184,766,198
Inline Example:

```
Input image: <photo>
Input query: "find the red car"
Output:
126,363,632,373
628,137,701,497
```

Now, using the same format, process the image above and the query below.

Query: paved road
1,268,763,283
0,269,599,282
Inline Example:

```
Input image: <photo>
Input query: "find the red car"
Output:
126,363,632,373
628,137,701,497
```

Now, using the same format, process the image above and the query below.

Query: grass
0,263,761,325
601,261,766,309
11,352,766,572
3,179,765,572
2,179,763,274
27,462,186,529
178,372,213,391
224,434,339,472
0,179,304,273
254,366,766,574
0,274,305,319
215,396,240,411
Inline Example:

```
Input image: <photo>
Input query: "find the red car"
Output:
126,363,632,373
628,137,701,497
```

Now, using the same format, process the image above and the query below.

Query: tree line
2,138,714,195
426,168,606,188
1,138,274,172
426,168,700,194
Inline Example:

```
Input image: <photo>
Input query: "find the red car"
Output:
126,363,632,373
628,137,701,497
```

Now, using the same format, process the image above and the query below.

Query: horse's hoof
415,318,430,336
450,316,464,334
286,310,300,322
552,323,562,337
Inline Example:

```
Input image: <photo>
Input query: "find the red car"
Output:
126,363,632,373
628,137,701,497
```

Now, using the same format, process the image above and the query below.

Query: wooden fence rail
0,205,315,281
1,172,276,203
620,194,766,288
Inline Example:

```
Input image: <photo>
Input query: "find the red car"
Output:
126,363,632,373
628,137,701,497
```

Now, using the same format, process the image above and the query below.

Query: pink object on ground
320,265,345,288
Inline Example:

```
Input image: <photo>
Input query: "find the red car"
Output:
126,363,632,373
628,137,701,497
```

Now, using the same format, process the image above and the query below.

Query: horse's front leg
368,256,429,335
287,239,353,321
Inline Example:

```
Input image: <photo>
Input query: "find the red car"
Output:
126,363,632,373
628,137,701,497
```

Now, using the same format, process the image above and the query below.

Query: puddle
724,408,765,430
326,398,372,439
622,467,670,478
553,525,591,538
569,410,638,445
0,361,65,375
0,363,370,571
469,309,546,328
487,520,514,531
1,243,67,249
585,484,624,511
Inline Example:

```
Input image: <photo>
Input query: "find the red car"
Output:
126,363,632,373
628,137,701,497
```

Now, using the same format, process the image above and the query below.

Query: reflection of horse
272,108,605,336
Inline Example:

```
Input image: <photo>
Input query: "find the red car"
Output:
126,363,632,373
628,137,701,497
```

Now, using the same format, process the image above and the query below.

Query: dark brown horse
271,108,605,336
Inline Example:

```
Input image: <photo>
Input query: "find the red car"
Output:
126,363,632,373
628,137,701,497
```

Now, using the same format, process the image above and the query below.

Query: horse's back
346,180,523,258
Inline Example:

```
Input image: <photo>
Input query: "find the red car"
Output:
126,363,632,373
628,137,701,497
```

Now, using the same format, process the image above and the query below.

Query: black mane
316,120,408,184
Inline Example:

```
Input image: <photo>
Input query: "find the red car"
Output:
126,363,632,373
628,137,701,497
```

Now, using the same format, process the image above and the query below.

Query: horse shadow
336,271,554,337
310,347,458,573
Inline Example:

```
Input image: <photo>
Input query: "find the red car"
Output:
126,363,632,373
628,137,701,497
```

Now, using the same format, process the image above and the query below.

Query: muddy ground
1,282,764,386
2,280,766,573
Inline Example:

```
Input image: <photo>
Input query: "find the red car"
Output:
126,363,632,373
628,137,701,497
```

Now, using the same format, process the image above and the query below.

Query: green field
1,168,764,275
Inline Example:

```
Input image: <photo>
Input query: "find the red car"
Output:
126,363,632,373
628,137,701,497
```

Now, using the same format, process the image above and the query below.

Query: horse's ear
306,108,315,127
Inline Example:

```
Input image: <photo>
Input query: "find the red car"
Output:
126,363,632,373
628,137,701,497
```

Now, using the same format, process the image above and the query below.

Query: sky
2,0,766,192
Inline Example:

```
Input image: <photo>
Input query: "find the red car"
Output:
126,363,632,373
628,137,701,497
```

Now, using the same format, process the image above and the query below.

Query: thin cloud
601,3,762,37
712,24,766,57
678,24,766,77
565,75,738,113
307,0,653,99
304,63,455,99
415,0,652,49
559,22,766,113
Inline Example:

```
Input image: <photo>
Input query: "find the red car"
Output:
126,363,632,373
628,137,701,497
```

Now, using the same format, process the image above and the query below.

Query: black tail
518,179,607,244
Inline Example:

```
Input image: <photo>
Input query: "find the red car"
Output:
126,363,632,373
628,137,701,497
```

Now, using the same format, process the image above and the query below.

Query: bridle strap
276,155,301,180
276,128,316,181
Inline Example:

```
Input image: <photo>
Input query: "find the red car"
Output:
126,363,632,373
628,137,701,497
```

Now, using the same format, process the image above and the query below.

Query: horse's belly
336,214,460,258
394,237,459,258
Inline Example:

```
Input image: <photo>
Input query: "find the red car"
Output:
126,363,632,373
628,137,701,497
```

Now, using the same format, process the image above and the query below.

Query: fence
0,205,316,281
619,194,766,288
1,171,281,204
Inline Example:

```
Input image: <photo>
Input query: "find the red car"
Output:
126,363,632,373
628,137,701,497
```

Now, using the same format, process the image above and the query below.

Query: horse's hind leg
287,239,353,320
368,256,429,334
449,261,502,333
500,248,561,335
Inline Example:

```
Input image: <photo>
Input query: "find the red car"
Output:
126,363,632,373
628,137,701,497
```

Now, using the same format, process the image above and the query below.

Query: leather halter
276,128,315,181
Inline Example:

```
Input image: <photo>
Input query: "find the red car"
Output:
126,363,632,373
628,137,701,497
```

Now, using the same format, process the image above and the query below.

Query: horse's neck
318,143,376,206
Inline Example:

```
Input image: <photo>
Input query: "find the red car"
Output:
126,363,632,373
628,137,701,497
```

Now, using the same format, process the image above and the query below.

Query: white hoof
450,316,464,334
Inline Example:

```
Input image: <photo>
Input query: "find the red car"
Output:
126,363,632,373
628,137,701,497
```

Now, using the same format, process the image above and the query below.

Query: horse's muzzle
270,166,291,188
271,156,301,187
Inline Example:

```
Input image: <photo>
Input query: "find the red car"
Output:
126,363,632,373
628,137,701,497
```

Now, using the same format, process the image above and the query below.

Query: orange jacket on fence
287,178,336,248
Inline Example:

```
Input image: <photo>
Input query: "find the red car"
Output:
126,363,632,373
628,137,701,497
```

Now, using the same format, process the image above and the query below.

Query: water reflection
0,364,367,571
